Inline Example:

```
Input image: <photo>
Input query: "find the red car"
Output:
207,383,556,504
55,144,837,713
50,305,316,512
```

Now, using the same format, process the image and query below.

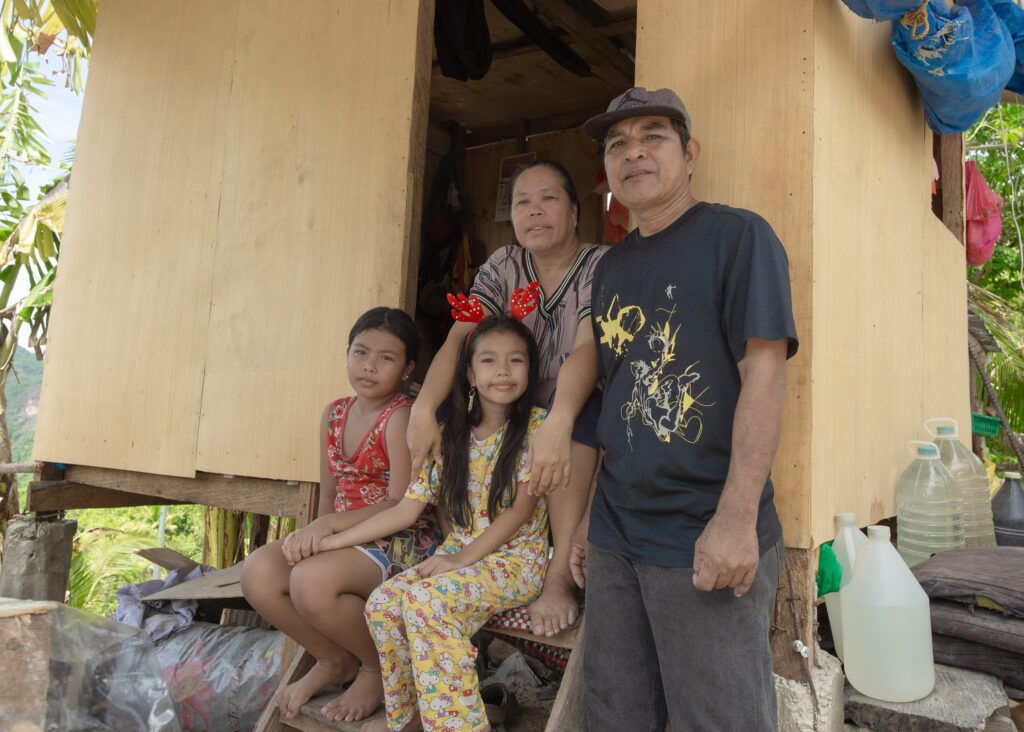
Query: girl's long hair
439,316,539,528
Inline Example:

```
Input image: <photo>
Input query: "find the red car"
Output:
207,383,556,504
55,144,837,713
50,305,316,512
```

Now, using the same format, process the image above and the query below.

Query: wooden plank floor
280,695,386,732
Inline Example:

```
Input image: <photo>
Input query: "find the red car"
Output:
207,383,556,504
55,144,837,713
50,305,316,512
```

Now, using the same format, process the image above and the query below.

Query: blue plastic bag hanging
841,0,923,21
891,0,1015,133
991,0,1024,94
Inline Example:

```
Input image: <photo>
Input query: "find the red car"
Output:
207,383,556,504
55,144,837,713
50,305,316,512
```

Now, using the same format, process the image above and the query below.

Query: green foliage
967,105,1024,467
966,103,1024,307
67,505,206,615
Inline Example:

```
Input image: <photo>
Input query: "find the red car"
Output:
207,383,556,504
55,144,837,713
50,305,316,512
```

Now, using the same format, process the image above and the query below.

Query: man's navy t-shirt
589,202,799,568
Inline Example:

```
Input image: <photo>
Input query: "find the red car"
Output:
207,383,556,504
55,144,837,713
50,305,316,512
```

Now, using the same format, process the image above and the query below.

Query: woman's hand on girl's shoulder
414,552,468,578
407,404,443,482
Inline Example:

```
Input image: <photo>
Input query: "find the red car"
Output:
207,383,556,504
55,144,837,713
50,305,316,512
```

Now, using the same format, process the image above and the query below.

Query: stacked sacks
912,547,1024,691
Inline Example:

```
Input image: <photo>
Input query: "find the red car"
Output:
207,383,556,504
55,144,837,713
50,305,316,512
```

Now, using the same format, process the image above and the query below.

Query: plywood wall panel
195,1,433,481
33,1,238,477
809,0,969,543
35,0,432,483
636,0,816,546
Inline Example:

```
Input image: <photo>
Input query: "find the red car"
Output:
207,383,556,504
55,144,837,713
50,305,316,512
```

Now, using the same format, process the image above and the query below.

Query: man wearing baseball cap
570,88,799,729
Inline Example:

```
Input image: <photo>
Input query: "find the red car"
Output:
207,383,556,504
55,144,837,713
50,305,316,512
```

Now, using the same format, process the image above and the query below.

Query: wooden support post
545,618,586,732
932,133,965,243
0,515,78,601
770,546,818,682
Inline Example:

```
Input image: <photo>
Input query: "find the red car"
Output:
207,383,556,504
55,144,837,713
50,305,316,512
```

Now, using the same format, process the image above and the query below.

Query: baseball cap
583,87,692,141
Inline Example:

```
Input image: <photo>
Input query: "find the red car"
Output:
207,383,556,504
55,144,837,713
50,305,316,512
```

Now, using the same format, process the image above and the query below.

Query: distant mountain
5,347,44,464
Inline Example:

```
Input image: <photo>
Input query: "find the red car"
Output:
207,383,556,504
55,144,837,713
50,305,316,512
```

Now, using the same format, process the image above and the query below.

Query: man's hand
568,513,590,588
524,415,572,496
415,552,468,578
407,406,442,482
281,519,333,566
691,506,759,597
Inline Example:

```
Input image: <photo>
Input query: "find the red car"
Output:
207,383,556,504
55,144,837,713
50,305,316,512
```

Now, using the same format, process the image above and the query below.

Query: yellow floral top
406,407,549,563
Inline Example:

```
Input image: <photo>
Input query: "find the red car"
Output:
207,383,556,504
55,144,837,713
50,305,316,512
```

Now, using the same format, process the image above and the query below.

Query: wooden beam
545,617,586,731
530,0,634,85
463,108,603,148
487,17,636,64
770,547,818,681
933,133,964,244
65,465,300,517
27,481,186,513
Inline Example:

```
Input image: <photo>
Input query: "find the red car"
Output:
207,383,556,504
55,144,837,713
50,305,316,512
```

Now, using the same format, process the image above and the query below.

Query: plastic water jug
896,441,965,566
992,471,1024,547
823,513,868,660
925,418,997,547
841,525,934,702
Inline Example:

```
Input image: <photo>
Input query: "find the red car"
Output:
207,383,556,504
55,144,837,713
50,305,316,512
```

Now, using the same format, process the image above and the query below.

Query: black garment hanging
434,0,493,81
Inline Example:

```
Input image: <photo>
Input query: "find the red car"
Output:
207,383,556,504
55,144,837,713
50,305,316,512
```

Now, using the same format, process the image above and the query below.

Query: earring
467,386,476,413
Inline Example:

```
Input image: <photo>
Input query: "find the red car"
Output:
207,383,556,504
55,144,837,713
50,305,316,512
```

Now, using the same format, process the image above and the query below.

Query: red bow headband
447,281,541,323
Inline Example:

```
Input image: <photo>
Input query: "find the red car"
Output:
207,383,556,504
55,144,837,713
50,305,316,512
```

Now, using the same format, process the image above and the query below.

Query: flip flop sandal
481,682,518,726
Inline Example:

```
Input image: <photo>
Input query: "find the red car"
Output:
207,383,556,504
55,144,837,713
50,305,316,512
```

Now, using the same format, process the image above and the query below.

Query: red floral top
326,393,414,512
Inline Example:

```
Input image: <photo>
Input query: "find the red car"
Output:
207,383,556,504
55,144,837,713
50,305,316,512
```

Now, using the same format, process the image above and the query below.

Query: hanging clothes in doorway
435,0,493,81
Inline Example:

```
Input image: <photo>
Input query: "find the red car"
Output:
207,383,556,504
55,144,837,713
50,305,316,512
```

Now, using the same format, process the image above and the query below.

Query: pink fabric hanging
965,160,1003,266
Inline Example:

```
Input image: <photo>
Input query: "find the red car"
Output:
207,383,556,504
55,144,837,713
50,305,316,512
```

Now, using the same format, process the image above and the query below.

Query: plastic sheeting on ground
891,0,1015,134
0,603,181,732
153,621,284,732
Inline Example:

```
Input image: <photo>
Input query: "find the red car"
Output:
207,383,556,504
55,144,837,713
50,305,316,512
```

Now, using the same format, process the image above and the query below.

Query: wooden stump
770,546,818,682
0,516,77,602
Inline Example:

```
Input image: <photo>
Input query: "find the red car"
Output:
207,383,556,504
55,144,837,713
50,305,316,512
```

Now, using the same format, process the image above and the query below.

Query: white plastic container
841,525,934,702
896,441,965,566
823,513,868,660
925,418,997,548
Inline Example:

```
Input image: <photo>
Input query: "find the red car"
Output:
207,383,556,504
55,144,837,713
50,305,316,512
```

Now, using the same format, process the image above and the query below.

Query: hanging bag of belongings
990,0,1024,93
965,160,1003,266
891,0,1015,134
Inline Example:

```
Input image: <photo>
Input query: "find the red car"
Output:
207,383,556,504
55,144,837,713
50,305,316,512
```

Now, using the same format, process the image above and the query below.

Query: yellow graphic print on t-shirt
597,295,715,447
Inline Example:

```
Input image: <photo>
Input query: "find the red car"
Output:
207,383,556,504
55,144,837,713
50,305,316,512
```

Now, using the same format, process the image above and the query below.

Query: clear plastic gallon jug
896,441,965,566
841,525,934,702
823,513,868,660
925,418,997,547
992,471,1024,547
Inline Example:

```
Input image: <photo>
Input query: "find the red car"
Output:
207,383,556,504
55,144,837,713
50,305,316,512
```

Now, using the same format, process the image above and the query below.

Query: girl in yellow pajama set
320,315,549,732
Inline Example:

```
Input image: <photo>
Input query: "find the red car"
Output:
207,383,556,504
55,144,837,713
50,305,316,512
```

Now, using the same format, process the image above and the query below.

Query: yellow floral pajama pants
364,549,545,732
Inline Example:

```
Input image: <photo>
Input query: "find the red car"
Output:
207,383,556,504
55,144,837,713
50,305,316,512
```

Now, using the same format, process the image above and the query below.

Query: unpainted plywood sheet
33,1,238,477
636,0,816,546
36,1,432,483
809,0,969,544
195,0,433,481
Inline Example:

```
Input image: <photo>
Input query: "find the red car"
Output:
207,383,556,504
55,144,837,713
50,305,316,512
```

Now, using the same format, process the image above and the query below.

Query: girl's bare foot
362,711,422,732
277,655,358,718
320,666,385,722
528,572,579,637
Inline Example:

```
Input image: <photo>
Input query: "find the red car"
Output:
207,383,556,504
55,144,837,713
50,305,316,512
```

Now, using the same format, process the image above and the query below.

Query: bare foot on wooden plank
320,665,385,722
528,572,579,637
277,655,357,719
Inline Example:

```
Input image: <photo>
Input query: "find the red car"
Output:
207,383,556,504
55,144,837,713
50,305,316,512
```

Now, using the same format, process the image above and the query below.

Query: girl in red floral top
243,307,440,724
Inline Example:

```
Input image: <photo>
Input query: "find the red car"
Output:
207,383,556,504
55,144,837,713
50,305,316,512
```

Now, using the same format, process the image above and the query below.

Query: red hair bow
446,281,541,323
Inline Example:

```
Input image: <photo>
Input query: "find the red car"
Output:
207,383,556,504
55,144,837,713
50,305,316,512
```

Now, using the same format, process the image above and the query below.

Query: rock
844,664,1008,732
776,646,846,731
